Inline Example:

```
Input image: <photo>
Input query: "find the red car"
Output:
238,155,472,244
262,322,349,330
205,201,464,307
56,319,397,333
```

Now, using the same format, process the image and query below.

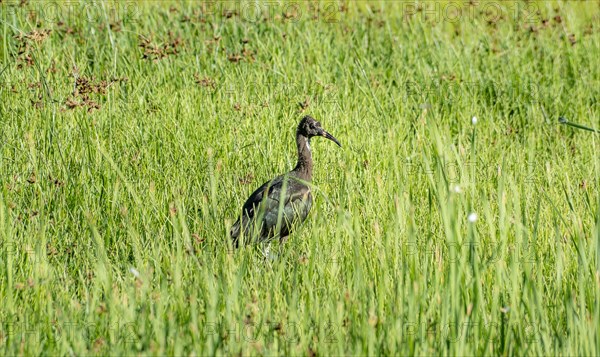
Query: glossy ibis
231,115,341,247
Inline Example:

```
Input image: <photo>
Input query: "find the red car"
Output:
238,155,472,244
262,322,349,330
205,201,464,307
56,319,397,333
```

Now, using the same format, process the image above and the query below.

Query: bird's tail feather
230,218,241,248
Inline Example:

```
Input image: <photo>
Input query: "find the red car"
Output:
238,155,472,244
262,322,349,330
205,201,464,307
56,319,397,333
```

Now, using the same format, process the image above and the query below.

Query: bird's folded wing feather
242,175,309,217
232,175,311,242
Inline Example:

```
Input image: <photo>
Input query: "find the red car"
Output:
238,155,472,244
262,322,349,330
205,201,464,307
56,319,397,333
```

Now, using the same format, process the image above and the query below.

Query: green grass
1,0,599,355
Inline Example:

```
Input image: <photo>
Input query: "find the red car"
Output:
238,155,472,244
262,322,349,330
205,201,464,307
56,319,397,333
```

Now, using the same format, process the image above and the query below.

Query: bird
230,115,341,248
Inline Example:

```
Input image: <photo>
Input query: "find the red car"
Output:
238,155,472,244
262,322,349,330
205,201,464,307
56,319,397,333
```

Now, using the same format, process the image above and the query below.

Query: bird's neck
293,133,313,180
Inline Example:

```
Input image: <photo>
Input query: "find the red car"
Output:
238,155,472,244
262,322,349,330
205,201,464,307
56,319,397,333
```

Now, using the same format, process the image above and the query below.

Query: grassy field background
1,0,599,355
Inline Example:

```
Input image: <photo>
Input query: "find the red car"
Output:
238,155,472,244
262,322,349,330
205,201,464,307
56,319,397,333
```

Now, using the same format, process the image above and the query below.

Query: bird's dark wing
276,186,312,239
230,175,284,245
231,175,311,246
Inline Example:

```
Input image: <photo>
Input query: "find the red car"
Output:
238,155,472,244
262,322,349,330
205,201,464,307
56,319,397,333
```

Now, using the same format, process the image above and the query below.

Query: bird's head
297,115,341,147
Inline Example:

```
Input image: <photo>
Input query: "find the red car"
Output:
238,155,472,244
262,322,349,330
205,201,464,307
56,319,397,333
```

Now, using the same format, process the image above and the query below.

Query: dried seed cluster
139,32,184,61
64,75,127,112
13,29,51,68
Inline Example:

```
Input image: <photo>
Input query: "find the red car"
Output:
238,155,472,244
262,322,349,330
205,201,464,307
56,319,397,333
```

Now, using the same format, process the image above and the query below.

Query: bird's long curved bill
323,131,342,147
